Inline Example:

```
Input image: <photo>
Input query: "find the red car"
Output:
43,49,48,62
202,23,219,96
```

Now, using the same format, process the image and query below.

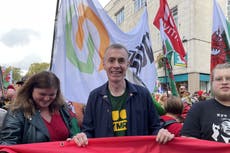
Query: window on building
134,0,145,12
227,0,230,21
200,81,210,93
171,6,178,28
115,8,124,25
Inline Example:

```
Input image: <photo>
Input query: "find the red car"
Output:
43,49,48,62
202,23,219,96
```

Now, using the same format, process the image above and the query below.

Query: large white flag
211,0,230,72
51,0,157,104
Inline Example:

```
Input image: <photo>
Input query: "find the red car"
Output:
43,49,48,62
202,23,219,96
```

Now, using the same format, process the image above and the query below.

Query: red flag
5,73,11,82
153,0,186,62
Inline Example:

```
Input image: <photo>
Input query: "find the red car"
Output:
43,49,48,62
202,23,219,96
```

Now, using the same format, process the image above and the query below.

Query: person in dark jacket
0,71,87,146
82,43,174,144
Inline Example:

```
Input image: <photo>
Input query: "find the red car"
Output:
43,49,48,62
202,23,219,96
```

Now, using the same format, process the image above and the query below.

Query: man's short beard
214,93,230,102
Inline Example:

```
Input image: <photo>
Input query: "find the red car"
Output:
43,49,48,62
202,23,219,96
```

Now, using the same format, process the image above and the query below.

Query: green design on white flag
51,0,158,104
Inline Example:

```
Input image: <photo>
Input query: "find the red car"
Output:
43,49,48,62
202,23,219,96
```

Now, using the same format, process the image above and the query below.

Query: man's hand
72,132,88,147
156,128,174,144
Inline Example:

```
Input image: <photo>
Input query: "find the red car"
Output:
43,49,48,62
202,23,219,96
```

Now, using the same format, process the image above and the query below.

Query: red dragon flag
153,0,186,64
211,0,230,72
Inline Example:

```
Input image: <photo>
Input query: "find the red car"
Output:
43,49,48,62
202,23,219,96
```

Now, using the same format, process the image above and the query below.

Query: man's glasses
213,77,230,83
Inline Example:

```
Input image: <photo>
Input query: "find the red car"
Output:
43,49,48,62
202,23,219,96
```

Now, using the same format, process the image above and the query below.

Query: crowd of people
152,84,212,138
0,43,230,146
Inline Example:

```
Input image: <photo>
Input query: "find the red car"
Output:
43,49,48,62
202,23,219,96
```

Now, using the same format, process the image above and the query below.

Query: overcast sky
0,0,109,72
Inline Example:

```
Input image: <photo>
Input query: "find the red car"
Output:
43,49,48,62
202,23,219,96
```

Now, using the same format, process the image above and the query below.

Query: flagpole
0,66,5,107
49,0,60,70
162,47,169,97
0,66,4,93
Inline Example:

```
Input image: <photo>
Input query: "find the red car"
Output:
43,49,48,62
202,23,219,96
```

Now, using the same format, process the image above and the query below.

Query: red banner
0,136,229,153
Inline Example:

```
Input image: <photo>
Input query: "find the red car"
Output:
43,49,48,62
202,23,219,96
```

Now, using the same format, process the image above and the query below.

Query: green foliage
26,62,50,77
156,53,164,68
1,66,22,84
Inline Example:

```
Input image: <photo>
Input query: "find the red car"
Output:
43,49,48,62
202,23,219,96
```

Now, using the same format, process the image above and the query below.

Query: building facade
103,0,229,94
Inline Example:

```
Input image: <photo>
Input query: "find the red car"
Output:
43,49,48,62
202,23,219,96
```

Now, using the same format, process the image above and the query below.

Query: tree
11,67,22,82
26,62,50,76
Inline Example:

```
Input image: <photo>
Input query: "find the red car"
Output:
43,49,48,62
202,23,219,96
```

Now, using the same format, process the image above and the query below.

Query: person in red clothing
0,71,87,146
3,85,16,110
161,96,184,136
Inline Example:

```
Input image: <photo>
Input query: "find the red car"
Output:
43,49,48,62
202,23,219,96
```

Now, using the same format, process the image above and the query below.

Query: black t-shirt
181,98,230,143
109,90,128,136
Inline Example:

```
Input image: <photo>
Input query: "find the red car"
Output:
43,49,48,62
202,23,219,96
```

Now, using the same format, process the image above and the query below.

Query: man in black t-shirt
181,63,230,143
82,43,174,144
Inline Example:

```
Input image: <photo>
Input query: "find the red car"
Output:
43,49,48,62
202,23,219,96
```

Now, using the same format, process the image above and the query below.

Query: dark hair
164,96,184,115
10,71,66,119
16,76,27,85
